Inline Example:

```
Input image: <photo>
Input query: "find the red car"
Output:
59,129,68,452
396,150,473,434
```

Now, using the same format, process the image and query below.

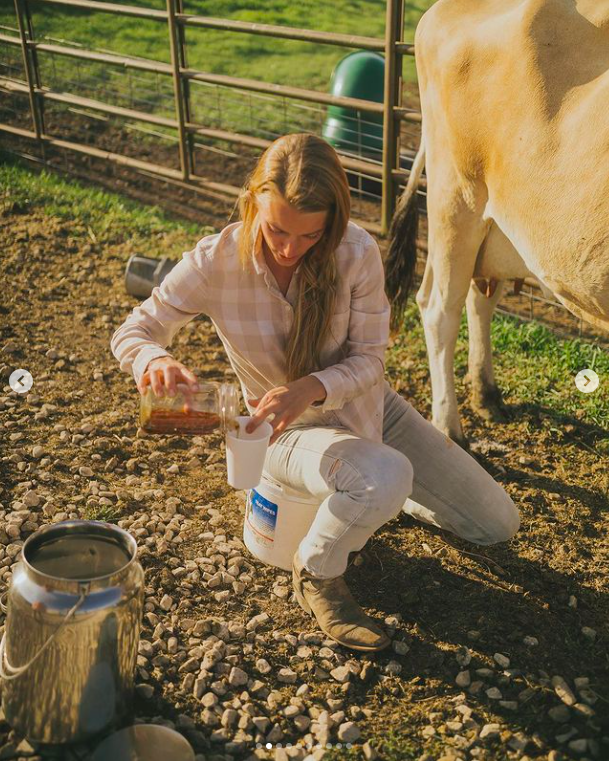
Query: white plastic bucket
243,473,321,571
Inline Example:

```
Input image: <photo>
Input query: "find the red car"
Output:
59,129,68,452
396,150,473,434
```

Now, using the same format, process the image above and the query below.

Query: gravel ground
0,205,607,761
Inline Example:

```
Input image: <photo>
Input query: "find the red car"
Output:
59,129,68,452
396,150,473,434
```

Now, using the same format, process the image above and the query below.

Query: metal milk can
0,520,144,744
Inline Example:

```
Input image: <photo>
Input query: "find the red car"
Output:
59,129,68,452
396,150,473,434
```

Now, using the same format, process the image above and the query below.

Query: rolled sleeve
309,233,390,412
110,236,213,387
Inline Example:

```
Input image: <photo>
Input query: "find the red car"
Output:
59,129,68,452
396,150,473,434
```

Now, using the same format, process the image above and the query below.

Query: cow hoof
471,386,509,423
475,401,510,423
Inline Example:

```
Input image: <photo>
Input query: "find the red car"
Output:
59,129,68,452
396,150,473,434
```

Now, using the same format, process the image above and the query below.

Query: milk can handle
0,590,87,681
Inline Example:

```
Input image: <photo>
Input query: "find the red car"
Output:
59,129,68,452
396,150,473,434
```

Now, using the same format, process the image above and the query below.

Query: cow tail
385,135,426,334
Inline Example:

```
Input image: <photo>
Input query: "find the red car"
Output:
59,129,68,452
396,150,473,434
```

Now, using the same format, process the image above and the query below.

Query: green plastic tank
323,50,385,163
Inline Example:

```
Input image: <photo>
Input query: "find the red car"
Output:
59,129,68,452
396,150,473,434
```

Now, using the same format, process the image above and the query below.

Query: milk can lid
90,725,195,761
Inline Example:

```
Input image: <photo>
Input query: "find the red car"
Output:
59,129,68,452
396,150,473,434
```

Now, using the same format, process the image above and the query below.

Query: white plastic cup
225,416,273,489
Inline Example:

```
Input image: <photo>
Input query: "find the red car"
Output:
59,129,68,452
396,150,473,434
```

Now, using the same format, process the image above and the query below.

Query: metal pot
0,520,144,744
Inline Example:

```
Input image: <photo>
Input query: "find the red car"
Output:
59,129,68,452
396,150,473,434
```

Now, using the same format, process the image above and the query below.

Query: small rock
277,668,297,684
479,723,501,740
393,640,410,655
486,687,503,700
22,490,41,507
548,705,571,723
446,721,463,732
256,658,272,674
330,666,352,683
179,657,199,673
15,738,35,755
221,708,238,728
581,627,597,642
253,716,271,733
293,715,311,733
552,676,576,706
337,721,361,743
567,738,587,754
572,702,596,719
494,653,510,669
578,688,598,706
523,636,539,647
362,740,379,760
507,732,530,752
246,612,270,631
135,683,154,699
360,661,375,682
228,667,248,688
266,724,283,743
384,660,402,676
456,670,471,687
79,466,94,477
159,594,174,611
201,692,218,708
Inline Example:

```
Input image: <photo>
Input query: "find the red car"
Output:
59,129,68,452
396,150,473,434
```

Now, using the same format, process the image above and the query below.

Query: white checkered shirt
110,220,391,442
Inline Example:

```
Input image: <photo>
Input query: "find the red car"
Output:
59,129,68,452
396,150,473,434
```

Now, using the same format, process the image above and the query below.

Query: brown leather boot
292,550,391,652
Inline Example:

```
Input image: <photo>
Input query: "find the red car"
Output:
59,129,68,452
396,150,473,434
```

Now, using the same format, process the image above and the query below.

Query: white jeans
262,384,520,578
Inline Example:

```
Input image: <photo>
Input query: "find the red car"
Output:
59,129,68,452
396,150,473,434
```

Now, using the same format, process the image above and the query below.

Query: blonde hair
238,133,351,382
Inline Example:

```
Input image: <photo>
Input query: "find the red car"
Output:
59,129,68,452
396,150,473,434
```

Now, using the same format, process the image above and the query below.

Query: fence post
166,0,191,181
13,0,46,160
381,0,404,237
175,0,196,176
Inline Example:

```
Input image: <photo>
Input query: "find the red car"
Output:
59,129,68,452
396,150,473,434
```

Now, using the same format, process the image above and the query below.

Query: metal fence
0,0,606,346
0,0,421,235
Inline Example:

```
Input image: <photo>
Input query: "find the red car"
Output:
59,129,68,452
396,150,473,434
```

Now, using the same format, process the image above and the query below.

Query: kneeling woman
111,133,519,652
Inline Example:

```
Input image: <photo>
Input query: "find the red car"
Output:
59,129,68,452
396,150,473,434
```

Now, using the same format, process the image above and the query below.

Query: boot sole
292,576,391,653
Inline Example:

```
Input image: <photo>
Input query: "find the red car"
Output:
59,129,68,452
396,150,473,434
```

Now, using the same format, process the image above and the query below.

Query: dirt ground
0,194,608,761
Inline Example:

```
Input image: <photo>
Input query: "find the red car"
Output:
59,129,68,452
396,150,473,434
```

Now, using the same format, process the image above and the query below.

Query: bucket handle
0,589,87,681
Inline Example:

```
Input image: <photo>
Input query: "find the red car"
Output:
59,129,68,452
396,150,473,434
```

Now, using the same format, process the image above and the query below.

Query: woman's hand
137,356,199,397
246,376,327,445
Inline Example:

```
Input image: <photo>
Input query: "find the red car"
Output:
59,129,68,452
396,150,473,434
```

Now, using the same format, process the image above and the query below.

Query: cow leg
416,208,489,448
465,279,509,422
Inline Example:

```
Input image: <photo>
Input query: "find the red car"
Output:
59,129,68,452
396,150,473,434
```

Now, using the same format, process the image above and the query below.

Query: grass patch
0,151,203,244
82,503,123,523
387,302,609,434
490,315,609,430
324,730,444,760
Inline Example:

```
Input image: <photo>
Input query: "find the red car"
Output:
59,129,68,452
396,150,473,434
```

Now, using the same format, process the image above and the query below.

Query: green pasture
0,0,433,90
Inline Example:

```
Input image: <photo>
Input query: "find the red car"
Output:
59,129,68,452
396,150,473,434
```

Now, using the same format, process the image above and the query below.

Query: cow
385,0,609,448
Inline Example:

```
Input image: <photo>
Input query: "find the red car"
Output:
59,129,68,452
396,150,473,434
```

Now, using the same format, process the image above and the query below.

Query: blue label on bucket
248,489,278,544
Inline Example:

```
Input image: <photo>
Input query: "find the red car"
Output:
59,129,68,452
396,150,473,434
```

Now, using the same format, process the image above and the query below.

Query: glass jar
139,381,240,435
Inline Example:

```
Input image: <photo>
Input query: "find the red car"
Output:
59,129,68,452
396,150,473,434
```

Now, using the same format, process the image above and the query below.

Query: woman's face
257,194,328,270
